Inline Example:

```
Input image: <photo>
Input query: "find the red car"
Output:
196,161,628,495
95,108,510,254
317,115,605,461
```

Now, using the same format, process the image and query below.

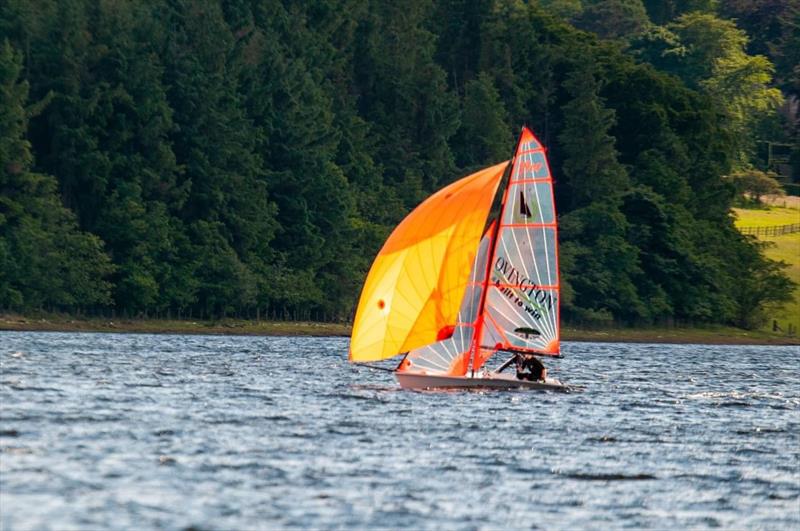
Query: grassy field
733,204,800,335
732,205,800,227
2,313,797,345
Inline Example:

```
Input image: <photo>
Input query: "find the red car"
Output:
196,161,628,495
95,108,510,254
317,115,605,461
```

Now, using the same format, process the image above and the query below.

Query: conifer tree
558,59,630,210
0,40,113,311
457,73,512,169
574,0,650,41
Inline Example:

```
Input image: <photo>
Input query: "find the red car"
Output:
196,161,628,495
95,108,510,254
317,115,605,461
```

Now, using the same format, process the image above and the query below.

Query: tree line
0,0,796,328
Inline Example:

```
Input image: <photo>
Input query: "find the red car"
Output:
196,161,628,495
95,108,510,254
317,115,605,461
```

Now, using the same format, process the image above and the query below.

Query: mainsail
475,127,560,367
400,127,560,376
349,162,508,362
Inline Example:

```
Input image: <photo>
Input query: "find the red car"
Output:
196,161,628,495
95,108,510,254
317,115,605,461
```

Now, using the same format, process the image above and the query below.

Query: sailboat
349,127,566,390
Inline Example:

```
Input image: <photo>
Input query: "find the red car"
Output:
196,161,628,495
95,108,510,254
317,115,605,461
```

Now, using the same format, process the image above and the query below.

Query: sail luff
468,211,502,375
468,129,527,374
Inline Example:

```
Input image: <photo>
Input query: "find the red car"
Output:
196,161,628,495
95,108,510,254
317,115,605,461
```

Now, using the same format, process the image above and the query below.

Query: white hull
395,371,568,391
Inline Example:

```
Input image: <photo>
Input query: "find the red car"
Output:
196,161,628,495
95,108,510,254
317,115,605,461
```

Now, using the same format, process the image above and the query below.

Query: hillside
1,1,798,331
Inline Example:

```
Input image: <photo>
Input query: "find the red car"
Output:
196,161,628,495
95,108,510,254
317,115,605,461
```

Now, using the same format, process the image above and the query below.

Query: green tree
558,59,630,209
0,0,793,329
456,72,512,169
237,0,366,317
634,12,783,165
556,56,643,322
574,0,650,41
641,0,718,25
352,0,460,203
726,168,786,204
159,1,279,317
719,1,798,62
478,0,563,144
0,40,113,311
539,0,583,20
559,202,645,323
431,0,494,93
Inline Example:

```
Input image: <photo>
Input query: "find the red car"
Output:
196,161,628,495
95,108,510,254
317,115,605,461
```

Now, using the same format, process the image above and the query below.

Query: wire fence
739,223,800,237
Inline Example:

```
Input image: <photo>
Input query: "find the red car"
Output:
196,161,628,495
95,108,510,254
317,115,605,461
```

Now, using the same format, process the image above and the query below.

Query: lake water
1,332,798,530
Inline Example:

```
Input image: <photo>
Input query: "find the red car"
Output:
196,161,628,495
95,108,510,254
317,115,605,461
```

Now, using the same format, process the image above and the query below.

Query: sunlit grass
732,206,800,227
734,204,800,334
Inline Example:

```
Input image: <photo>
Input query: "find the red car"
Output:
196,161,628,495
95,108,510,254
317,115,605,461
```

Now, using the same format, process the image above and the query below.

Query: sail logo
519,160,544,174
493,256,554,320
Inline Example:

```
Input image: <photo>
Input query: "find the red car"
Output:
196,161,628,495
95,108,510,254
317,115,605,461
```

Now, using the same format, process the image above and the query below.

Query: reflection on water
1,332,798,529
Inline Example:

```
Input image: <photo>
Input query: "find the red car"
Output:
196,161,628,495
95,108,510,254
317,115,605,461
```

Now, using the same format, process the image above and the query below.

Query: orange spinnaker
349,162,508,362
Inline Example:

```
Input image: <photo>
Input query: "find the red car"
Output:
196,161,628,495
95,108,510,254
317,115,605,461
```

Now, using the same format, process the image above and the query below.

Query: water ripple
0,332,798,530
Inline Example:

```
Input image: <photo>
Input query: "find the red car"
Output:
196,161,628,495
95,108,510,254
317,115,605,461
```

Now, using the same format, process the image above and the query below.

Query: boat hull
395,371,568,391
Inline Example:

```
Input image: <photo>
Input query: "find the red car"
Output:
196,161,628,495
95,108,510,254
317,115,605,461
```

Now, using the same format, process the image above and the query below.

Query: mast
468,128,527,375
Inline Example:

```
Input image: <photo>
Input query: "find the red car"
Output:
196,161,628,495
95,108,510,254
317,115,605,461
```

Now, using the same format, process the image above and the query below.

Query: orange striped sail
349,162,508,362
396,223,495,375
388,127,561,377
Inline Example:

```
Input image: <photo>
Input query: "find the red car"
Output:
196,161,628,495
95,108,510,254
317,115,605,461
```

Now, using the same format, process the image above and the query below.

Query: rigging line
492,187,556,339
428,338,457,365
531,171,548,227
496,233,556,341
524,229,547,320
493,355,517,374
541,225,553,289
396,353,409,371
407,344,449,368
454,322,465,346
438,339,458,364
504,205,545,304
546,160,562,343
411,344,452,367
414,355,450,371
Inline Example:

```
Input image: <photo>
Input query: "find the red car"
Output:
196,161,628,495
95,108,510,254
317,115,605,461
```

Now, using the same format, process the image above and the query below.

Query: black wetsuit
515,354,544,381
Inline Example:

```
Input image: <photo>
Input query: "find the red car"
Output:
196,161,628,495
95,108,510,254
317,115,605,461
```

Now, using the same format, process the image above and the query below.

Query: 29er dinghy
349,127,566,391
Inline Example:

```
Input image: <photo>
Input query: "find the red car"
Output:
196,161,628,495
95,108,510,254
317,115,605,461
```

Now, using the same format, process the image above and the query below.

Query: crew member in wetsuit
515,352,547,381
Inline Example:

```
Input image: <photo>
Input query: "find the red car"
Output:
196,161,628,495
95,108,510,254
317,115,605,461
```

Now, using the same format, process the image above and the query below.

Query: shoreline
1,314,798,346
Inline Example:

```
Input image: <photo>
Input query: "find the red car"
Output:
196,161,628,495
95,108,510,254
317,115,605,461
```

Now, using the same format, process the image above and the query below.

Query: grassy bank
0,314,351,337
733,204,800,335
2,313,797,345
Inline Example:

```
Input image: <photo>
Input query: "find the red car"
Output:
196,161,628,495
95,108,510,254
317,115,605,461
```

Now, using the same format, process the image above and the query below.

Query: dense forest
0,0,797,327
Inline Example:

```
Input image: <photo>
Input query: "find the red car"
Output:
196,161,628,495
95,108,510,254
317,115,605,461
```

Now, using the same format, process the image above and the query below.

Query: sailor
515,352,547,381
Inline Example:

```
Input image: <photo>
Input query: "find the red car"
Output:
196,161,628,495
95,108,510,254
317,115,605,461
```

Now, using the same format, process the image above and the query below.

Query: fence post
742,222,800,237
